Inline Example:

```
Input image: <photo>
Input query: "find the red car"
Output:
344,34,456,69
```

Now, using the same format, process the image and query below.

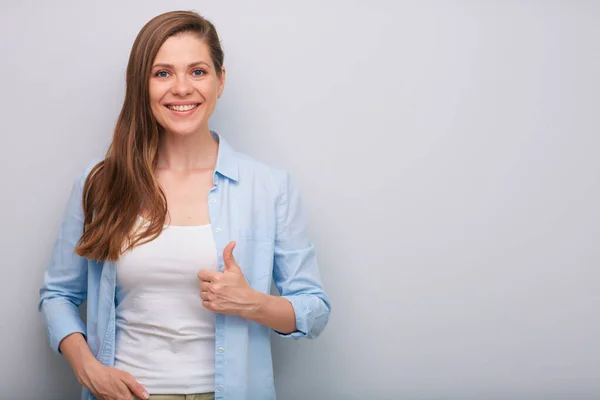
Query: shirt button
217,346,224,353
215,228,222,234
209,198,216,204
217,385,223,391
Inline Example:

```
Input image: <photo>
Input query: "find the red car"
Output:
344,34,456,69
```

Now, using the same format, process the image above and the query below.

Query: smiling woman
149,35,225,137
38,10,330,400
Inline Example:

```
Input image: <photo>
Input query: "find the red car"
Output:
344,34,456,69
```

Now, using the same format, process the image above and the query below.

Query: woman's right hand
78,361,149,400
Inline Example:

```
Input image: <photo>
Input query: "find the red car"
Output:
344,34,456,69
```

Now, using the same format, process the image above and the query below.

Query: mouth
164,103,201,112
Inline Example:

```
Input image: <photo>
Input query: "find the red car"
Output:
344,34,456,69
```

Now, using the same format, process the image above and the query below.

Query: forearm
59,333,99,386
243,291,296,334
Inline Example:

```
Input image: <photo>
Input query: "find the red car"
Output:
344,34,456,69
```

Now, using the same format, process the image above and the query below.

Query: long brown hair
75,11,225,261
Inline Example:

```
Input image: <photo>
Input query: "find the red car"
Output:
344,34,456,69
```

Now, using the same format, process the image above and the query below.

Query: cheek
148,82,163,106
149,101,164,124
198,79,221,99
148,84,165,120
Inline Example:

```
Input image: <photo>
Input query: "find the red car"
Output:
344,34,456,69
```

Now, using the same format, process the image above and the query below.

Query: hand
197,241,261,316
78,360,149,400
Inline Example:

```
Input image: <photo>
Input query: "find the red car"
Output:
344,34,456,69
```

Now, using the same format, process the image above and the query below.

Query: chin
161,122,205,137
165,128,199,137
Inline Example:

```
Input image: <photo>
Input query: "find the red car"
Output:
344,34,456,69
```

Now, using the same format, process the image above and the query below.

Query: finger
223,241,240,271
197,269,220,282
200,291,211,301
200,280,221,293
202,300,216,311
120,372,149,400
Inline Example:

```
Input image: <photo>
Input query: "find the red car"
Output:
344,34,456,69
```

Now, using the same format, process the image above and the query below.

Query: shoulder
230,149,290,195
75,157,104,188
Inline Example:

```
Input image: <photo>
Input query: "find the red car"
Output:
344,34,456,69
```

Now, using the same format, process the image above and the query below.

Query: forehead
153,33,212,66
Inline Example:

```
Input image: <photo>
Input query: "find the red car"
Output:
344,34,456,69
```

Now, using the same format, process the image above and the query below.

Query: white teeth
167,104,199,111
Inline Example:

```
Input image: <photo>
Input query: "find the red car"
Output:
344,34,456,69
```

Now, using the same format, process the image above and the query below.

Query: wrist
76,355,102,387
241,289,266,320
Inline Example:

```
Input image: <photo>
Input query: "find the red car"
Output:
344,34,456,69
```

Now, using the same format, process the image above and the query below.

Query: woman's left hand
197,241,261,316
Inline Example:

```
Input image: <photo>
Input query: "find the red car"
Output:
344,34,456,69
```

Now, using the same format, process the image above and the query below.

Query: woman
38,10,330,400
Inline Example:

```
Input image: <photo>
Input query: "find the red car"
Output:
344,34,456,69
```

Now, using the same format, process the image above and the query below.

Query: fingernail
143,391,150,399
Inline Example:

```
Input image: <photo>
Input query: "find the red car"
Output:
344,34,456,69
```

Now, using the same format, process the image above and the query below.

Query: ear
218,67,227,98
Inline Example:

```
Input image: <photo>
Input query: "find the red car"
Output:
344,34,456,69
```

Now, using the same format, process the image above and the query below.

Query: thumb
223,241,240,271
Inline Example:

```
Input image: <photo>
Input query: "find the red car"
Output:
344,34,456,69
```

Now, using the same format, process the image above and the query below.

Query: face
149,32,226,137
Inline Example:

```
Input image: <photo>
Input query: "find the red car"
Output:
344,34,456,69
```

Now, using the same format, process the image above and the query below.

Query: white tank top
114,218,218,394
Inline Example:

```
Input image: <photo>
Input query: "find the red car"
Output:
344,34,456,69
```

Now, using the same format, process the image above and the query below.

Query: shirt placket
209,174,227,398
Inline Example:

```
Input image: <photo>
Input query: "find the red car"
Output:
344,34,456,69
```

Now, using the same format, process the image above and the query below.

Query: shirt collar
211,130,239,182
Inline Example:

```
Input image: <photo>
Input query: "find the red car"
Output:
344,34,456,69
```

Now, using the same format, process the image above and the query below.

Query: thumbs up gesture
222,240,243,274
197,241,259,316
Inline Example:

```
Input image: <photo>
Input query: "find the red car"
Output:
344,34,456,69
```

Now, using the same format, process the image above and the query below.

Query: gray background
1,0,599,399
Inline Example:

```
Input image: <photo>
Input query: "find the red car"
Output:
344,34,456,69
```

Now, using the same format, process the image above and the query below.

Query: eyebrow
152,61,211,69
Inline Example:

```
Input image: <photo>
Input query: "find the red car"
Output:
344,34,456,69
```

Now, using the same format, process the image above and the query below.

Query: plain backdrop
1,1,599,399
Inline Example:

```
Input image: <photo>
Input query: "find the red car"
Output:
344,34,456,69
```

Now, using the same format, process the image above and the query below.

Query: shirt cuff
41,298,87,354
274,295,311,339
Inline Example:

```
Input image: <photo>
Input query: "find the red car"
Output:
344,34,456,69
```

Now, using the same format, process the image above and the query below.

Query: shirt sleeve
38,174,88,354
272,171,330,339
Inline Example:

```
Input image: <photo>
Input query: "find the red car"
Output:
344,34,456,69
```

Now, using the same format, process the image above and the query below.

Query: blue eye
155,71,169,78
192,69,206,76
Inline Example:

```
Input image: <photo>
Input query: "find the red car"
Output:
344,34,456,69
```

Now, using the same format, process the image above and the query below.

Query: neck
157,126,218,172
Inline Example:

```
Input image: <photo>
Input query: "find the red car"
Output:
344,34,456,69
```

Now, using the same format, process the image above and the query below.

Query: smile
165,103,200,112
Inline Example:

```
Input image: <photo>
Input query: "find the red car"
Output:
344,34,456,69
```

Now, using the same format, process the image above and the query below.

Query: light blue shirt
38,132,330,400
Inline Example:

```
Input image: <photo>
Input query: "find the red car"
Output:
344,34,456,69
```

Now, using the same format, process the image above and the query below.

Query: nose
171,74,193,96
